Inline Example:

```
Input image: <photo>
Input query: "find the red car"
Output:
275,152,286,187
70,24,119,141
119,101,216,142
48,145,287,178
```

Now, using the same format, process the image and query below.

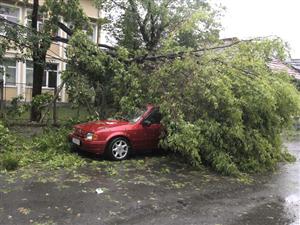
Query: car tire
70,144,79,152
106,137,130,161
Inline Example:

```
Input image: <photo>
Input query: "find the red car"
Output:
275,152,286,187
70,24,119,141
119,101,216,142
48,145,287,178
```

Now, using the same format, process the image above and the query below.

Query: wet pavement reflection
280,140,300,225
0,137,300,225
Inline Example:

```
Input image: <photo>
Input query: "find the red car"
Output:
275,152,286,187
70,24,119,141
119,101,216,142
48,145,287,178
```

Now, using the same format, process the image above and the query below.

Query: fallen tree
116,38,300,175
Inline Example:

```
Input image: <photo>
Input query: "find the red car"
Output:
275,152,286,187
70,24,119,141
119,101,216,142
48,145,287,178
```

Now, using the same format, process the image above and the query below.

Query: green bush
0,121,11,151
0,120,19,170
7,96,30,119
0,151,19,171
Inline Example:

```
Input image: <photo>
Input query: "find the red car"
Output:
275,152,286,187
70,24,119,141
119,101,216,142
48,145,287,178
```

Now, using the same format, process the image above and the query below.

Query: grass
0,126,86,172
3,103,90,124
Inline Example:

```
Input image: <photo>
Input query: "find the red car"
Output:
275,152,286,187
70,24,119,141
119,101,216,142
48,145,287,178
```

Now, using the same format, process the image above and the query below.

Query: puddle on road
285,194,300,205
280,140,300,225
285,194,300,225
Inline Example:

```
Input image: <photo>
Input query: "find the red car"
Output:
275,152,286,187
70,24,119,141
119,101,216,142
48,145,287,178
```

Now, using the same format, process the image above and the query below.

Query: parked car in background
68,105,162,160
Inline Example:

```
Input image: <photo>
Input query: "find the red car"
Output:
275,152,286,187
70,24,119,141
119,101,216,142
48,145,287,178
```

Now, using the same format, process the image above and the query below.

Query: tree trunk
30,56,45,121
30,0,45,121
94,82,106,118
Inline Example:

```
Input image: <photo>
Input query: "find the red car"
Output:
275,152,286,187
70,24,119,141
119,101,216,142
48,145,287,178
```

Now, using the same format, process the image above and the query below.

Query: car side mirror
142,120,151,127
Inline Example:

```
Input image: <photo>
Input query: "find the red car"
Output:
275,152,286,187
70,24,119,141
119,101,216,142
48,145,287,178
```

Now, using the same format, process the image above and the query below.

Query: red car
69,105,162,160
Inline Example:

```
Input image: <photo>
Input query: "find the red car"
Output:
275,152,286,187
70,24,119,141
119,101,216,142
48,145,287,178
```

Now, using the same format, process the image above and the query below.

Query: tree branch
110,0,128,10
130,40,246,63
0,16,268,65
39,79,67,123
52,36,68,43
57,21,73,36
0,16,116,51
128,0,149,44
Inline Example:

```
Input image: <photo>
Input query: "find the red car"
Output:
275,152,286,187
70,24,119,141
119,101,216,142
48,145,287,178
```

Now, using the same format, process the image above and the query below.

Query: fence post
53,86,57,125
0,79,3,116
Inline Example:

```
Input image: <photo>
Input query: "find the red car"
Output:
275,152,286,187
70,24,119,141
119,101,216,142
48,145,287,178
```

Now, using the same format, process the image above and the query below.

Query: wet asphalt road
0,138,300,225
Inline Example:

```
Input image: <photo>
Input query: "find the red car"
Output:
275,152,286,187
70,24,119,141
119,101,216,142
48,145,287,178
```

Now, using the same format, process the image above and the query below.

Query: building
268,59,300,80
286,59,300,73
0,0,101,102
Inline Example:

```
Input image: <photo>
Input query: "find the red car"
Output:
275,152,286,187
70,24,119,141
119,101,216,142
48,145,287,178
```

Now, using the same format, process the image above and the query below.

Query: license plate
72,138,80,146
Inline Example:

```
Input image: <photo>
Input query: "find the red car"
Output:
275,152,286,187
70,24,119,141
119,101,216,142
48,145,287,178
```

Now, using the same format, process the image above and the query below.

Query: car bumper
68,134,106,155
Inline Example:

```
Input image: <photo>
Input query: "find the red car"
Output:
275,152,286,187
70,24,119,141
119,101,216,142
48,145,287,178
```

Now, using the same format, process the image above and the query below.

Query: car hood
74,120,130,132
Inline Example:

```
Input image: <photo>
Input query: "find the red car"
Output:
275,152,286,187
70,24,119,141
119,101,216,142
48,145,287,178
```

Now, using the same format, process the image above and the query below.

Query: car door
135,108,161,150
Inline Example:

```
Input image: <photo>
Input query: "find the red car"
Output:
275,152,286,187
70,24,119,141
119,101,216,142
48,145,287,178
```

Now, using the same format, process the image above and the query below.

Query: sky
210,0,300,59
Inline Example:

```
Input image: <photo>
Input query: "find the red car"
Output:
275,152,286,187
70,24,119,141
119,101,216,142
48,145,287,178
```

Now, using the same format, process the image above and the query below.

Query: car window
128,107,148,123
146,109,162,124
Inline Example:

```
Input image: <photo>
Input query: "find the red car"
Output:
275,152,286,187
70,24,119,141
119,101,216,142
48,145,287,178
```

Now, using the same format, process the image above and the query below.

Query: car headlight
86,132,94,141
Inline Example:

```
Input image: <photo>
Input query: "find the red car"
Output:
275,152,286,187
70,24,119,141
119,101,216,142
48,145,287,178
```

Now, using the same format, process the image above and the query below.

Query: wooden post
0,79,3,116
53,86,57,125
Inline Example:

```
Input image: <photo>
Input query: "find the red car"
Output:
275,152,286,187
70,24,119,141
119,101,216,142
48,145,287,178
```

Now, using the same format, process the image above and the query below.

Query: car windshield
128,107,147,123
115,107,147,123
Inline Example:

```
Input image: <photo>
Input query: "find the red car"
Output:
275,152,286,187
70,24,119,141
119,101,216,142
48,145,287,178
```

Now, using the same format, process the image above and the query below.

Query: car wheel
70,144,79,152
107,137,130,160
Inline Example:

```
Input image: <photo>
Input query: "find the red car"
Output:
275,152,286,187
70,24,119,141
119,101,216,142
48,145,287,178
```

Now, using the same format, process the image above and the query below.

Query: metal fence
0,79,4,115
0,81,90,125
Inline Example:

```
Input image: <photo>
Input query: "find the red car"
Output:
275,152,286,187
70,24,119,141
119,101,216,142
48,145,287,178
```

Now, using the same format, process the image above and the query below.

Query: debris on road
96,188,104,194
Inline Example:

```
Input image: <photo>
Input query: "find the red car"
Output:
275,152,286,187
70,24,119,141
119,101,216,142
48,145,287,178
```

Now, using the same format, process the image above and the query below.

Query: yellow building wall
48,44,61,58
80,0,98,18
24,88,56,101
42,89,55,95
25,0,98,18
3,87,18,101
24,88,32,101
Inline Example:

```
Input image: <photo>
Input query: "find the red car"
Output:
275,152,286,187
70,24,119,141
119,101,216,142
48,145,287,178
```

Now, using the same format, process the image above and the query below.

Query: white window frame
43,64,58,89
25,8,59,39
25,8,43,32
67,22,97,43
0,60,17,87
83,23,97,43
25,62,58,89
25,61,33,88
0,3,21,23
0,3,21,36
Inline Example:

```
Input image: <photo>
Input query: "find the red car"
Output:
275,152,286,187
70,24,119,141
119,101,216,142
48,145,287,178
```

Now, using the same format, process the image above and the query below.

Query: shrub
6,95,30,119
0,121,10,151
0,120,19,170
0,151,19,171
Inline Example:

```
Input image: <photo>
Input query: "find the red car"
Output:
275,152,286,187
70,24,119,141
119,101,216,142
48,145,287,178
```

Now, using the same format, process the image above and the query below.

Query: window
0,4,20,35
26,61,33,86
0,59,17,86
43,64,58,88
0,4,20,23
146,108,162,124
26,9,58,36
84,24,97,43
26,62,58,88
67,22,97,43
25,9,44,32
